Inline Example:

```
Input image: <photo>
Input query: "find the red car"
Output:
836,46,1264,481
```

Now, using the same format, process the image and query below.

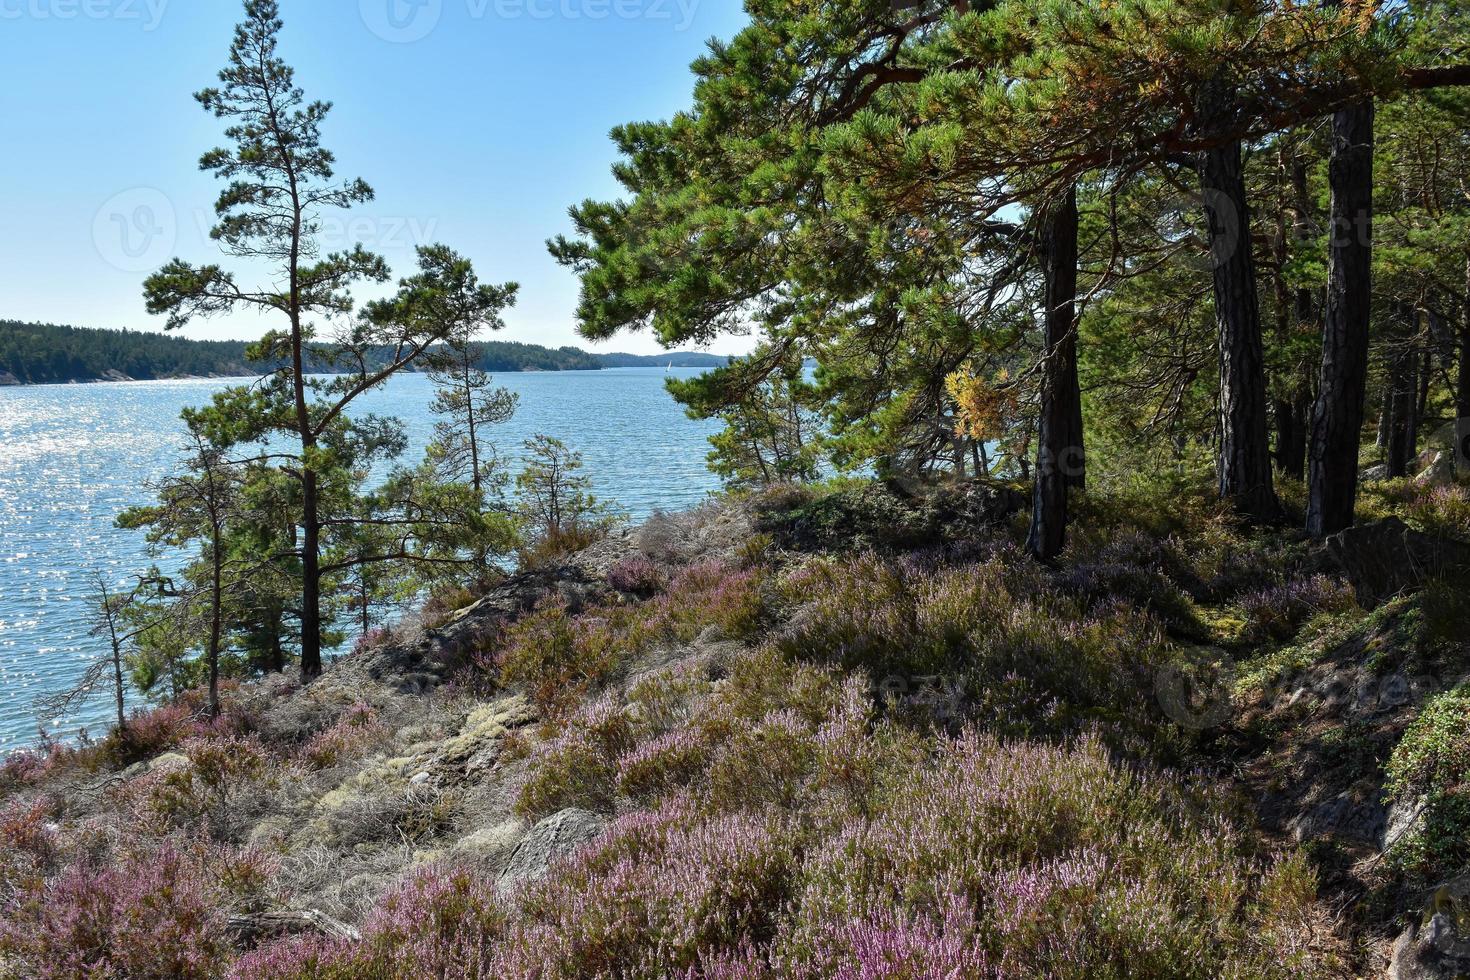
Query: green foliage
668,347,825,488
1386,686,1470,877
0,320,251,384
760,478,1024,553
0,320,618,385
514,435,615,566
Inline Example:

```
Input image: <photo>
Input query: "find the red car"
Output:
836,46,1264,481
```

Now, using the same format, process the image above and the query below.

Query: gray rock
146,752,190,775
1391,877,1470,979
1416,451,1456,487
1383,795,1428,854
497,808,604,888
1287,791,1385,845
451,819,527,873
348,565,603,695
1325,518,1470,607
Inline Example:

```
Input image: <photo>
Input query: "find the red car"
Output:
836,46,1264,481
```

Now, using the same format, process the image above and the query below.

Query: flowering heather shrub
1364,478,1470,541
300,701,389,769
118,735,271,840
1059,528,1200,632
776,554,1167,736
0,797,60,901
0,845,230,980
0,748,47,792
497,598,632,716
494,562,765,718
1410,482,1470,540
320,729,1327,978
648,560,766,643
106,701,196,762
497,800,801,977
616,725,710,802
236,865,510,980
352,626,392,656
515,696,638,819
766,733,1323,979
607,554,667,596
1238,575,1357,643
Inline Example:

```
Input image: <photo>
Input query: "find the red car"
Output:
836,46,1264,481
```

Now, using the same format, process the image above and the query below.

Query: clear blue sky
0,0,753,356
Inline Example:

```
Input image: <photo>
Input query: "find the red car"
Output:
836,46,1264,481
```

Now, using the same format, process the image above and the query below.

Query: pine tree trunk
300,469,323,681
208,528,223,720
1026,184,1080,561
1199,140,1280,521
1276,158,1316,482
1459,301,1470,474
1308,99,1375,539
1386,329,1416,479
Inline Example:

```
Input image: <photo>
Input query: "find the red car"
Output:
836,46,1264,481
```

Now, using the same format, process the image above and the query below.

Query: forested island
0,320,727,385
5,2,1470,979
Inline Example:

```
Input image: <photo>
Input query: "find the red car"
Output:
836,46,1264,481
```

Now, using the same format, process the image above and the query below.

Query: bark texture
1308,99,1375,539
1200,140,1280,521
1026,185,1081,561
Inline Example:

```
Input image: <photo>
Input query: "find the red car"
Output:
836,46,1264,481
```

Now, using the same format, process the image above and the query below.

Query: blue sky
0,0,753,355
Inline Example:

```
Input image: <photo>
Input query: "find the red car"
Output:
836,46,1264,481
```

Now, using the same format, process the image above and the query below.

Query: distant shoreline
0,319,734,387
0,363,718,389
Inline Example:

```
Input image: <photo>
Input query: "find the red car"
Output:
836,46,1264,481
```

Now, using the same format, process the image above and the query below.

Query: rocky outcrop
0,371,19,386
1415,451,1457,487
343,565,606,696
765,478,1027,554
1390,877,1470,979
497,808,605,889
1325,518,1470,607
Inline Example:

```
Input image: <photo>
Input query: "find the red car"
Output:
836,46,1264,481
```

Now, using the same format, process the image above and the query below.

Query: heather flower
0,845,229,980
608,555,667,596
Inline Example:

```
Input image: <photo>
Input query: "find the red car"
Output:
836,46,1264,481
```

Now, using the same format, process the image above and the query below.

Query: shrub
649,560,766,643
119,735,271,840
515,697,638,820
352,626,392,657
1238,575,1357,644
421,585,478,631
300,701,389,769
1385,686,1470,876
0,845,230,980
776,553,1167,738
0,749,48,792
497,801,802,977
496,599,630,717
769,732,1324,979
332,729,1328,978
1362,479,1470,542
494,562,765,718
237,865,510,980
607,555,667,596
0,797,60,901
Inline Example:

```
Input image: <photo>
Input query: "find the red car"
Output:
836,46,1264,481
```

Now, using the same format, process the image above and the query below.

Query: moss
1385,686,1470,877
437,695,536,769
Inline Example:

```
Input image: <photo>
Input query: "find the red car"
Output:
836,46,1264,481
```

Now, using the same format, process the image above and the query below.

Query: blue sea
0,368,721,749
